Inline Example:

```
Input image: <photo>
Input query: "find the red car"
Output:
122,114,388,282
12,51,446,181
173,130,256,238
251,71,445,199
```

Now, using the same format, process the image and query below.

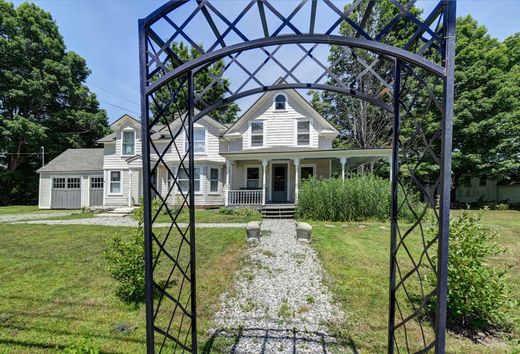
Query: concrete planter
296,222,312,242
246,221,262,242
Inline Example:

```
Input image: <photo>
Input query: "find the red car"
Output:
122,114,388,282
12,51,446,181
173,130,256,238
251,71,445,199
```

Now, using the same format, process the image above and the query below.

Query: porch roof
220,147,391,161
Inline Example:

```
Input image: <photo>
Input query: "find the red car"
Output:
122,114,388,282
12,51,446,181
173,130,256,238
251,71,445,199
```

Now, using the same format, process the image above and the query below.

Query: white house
38,88,391,209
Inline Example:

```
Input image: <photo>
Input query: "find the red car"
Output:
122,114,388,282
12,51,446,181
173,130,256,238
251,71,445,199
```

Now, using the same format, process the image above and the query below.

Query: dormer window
274,94,286,110
122,130,135,156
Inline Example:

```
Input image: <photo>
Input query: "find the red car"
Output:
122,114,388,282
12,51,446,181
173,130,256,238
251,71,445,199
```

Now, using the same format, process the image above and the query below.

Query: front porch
221,148,392,207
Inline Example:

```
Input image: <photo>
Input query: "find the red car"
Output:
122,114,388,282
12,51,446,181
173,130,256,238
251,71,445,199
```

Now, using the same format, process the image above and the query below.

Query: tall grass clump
297,175,419,222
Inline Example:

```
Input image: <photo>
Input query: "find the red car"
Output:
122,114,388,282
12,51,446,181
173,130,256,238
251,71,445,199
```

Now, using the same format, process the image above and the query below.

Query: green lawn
309,210,520,353
0,205,63,215
0,224,246,353
151,208,262,224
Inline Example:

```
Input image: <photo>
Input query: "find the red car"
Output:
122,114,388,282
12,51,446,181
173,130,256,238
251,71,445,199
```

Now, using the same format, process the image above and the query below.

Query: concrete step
261,205,296,219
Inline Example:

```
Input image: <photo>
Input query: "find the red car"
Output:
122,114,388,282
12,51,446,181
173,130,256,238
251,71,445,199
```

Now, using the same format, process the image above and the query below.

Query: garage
37,148,105,209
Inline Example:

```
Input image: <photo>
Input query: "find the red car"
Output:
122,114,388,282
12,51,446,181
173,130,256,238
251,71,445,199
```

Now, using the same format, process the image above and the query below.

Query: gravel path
0,211,75,223
207,219,348,353
12,217,245,228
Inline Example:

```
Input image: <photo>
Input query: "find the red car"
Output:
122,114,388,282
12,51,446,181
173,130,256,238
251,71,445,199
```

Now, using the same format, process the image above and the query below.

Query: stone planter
246,221,261,242
296,222,312,242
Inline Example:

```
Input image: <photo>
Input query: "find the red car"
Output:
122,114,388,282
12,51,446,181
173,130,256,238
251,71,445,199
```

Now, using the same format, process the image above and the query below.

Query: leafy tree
451,19,520,198
0,1,109,204
152,42,240,125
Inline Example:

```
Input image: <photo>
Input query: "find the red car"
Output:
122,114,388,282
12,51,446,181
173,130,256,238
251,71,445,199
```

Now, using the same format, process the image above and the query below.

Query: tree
450,19,520,198
0,1,109,205
310,1,423,149
152,42,240,125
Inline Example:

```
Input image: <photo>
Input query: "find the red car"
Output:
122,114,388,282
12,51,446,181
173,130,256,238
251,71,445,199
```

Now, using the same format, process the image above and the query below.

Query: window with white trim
91,177,104,189
185,128,206,154
67,177,80,189
246,167,260,189
178,167,201,193
53,178,66,189
297,121,311,145
300,165,315,180
251,122,264,147
110,171,121,193
122,130,135,156
209,168,219,192
274,94,286,110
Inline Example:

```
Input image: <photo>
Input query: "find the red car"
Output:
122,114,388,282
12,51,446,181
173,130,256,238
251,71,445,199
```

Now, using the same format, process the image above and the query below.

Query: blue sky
10,0,520,123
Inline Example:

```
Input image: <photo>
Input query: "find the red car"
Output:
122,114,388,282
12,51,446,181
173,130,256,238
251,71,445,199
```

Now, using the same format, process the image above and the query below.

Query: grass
0,223,246,353
309,209,519,354
0,205,63,215
151,208,262,224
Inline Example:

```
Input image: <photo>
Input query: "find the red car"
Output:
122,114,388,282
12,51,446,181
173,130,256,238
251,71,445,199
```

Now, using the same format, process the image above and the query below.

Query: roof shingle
37,148,104,173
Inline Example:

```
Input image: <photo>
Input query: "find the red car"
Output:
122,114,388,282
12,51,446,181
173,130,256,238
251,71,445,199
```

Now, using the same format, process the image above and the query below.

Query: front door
271,164,287,202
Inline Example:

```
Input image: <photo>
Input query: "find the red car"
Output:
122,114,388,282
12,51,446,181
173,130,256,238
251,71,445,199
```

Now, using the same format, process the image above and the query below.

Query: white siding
39,174,51,209
497,185,520,203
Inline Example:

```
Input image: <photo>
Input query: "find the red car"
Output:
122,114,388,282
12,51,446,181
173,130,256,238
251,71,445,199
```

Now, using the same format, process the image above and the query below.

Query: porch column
262,159,268,205
128,169,133,207
389,155,393,182
340,156,347,181
225,159,232,206
293,157,300,204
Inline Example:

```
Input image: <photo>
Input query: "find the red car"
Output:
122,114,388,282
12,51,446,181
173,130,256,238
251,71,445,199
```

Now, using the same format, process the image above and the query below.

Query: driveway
0,211,76,223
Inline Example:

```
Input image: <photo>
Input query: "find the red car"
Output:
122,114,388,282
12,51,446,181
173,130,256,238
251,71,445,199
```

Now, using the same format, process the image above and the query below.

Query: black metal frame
139,1,456,352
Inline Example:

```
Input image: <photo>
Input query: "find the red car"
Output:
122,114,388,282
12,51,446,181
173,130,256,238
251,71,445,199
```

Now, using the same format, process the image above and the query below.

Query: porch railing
228,189,262,205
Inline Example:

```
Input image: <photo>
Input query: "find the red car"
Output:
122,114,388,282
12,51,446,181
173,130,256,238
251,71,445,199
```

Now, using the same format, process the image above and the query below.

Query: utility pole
41,146,45,167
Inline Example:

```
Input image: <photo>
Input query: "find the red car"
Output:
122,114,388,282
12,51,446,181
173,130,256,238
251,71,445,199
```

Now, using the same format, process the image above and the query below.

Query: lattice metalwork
139,1,456,352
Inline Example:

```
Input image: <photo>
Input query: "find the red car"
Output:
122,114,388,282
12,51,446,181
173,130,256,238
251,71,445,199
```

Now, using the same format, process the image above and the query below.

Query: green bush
428,210,514,329
296,175,420,222
106,201,159,305
218,206,260,217
56,339,100,354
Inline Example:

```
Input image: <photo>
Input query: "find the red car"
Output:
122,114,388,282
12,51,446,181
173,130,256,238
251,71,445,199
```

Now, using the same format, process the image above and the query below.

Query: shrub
106,202,158,305
296,175,420,222
428,210,514,329
56,339,100,354
218,206,260,217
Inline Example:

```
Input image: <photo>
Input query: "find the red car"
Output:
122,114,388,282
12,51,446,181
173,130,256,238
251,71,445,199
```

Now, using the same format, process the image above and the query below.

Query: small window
178,167,201,193
210,168,219,192
67,178,81,189
53,178,66,189
246,167,260,189
122,131,135,156
167,171,173,189
185,128,206,154
275,94,286,110
110,171,121,194
91,177,104,189
251,122,264,147
301,166,315,180
479,177,486,186
297,121,310,145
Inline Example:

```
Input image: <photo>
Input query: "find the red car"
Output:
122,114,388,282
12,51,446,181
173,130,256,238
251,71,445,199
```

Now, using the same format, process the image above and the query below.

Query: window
53,178,65,189
167,171,173,189
274,94,286,110
110,171,121,194
297,121,310,145
246,167,260,189
479,176,486,186
91,177,104,189
209,168,219,192
178,167,201,193
301,166,315,180
67,177,80,189
122,130,135,156
185,128,206,154
251,122,264,147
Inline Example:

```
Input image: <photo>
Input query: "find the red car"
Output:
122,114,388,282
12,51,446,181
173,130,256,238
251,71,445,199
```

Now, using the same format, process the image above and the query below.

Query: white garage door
51,177,81,209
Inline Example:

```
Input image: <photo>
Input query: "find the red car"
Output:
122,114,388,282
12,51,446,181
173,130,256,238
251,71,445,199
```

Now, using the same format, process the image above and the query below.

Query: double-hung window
209,168,219,192
251,122,264,147
178,167,201,193
110,171,121,194
297,121,311,146
122,130,135,156
246,167,260,189
185,128,206,154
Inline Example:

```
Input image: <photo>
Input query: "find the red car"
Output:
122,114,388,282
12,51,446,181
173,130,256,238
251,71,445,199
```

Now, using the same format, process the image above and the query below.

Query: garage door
89,176,104,206
51,177,81,209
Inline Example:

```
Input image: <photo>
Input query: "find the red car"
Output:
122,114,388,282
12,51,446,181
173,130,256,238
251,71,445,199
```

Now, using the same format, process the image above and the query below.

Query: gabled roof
224,78,339,137
110,114,140,128
37,149,104,173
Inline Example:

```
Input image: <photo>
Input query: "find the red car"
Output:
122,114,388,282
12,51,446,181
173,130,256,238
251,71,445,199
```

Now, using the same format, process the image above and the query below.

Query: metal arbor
138,0,456,352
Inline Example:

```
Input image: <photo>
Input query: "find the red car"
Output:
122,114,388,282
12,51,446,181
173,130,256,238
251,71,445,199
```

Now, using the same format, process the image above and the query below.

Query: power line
88,82,139,107
98,99,140,115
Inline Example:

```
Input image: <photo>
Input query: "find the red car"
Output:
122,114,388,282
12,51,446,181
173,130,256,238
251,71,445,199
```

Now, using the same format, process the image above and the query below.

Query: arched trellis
139,0,456,353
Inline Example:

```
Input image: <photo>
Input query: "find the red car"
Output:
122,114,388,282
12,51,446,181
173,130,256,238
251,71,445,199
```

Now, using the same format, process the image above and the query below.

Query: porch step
261,204,296,219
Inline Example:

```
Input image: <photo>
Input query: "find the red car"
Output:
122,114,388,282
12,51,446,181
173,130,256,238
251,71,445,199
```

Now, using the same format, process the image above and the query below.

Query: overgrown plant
296,175,419,222
428,210,514,330
106,199,159,305
218,206,260,217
